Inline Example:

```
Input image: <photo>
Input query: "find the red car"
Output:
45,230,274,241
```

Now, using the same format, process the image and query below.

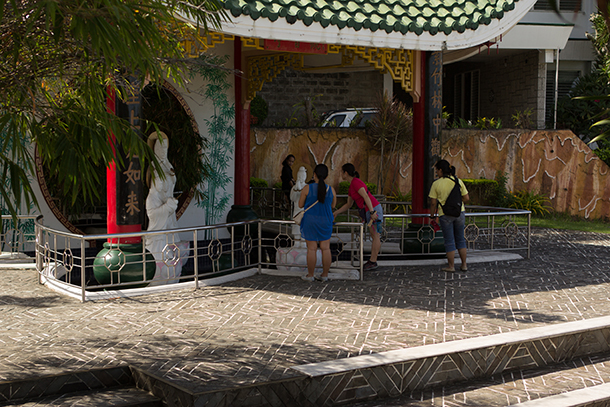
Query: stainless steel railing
34,216,366,302
0,214,37,255
33,204,530,302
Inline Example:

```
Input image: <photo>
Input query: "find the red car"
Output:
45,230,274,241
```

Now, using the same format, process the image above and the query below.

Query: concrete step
510,382,610,406
5,317,610,407
348,353,610,406
0,386,162,407
280,316,610,406
120,316,610,407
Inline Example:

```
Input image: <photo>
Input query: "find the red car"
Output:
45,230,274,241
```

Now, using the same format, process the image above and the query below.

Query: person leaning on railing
333,163,383,271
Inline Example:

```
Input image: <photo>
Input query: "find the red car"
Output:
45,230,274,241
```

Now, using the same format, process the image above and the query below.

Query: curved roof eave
211,0,536,51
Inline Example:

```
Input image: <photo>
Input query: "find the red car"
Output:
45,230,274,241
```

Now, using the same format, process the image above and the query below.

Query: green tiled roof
223,0,518,36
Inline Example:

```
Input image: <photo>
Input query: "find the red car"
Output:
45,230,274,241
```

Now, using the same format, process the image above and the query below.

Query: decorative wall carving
251,127,610,219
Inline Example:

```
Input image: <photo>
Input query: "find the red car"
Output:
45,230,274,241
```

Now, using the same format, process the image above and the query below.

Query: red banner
264,39,327,54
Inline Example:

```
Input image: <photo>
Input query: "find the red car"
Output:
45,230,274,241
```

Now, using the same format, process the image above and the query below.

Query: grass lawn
341,212,610,234
529,213,610,234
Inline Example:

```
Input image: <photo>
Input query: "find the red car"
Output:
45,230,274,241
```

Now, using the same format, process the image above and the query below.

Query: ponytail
434,160,455,178
313,164,329,203
341,163,360,178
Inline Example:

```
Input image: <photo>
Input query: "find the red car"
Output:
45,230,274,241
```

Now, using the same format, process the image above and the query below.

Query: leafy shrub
450,117,474,128
250,177,268,203
512,108,534,129
475,117,502,130
491,172,514,208
386,189,412,213
509,190,552,215
272,182,282,189
450,116,502,129
556,70,610,143
250,177,268,188
462,179,498,206
338,181,377,195
250,96,268,125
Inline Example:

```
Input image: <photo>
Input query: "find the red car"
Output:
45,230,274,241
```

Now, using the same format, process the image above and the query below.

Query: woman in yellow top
429,160,470,272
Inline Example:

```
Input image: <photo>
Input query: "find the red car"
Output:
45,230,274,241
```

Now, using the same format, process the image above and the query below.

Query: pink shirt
348,178,379,209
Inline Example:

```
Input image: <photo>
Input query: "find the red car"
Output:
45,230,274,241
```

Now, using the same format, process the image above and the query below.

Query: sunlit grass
528,212,610,234
338,209,610,234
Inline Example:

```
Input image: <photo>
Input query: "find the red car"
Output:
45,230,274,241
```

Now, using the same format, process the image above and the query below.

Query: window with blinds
453,70,480,122
534,0,581,11
545,70,580,127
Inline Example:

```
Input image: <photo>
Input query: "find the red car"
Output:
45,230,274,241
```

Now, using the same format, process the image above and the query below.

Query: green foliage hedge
250,177,268,188
462,179,498,206
338,181,377,195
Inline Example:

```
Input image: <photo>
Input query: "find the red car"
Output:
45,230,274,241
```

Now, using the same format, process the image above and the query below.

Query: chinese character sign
424,51,443,206
115,83,144,225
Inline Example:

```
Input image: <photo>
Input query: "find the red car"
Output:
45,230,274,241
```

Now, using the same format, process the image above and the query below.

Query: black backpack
441,176,462,217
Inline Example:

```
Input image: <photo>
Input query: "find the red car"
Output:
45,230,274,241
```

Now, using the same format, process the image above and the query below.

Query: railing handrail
34,215,261,240
1,214,38,220
34,205,531,301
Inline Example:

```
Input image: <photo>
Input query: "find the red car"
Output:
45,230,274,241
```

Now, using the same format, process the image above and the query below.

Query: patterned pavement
2,228,610,404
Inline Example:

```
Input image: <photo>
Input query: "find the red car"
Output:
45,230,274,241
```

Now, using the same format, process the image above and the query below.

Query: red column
233,37,251,206
106,87,141,244
411,51,426,221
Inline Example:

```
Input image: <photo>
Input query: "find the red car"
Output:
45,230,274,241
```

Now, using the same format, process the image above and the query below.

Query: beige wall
251,127,610,219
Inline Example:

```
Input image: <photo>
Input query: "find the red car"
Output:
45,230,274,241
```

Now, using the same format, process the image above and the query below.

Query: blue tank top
300,183,334,241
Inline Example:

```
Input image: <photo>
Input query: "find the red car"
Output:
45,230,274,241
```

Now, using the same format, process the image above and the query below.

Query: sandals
302,275,330,282
442,265,468,272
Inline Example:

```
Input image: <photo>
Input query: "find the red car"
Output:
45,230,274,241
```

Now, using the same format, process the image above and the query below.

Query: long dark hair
341,163,360,178
314,164,329,203
434,159,456,178
282,154,295,167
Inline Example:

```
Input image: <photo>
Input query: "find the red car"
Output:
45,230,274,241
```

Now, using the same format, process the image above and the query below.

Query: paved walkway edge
128,316,610,406
293,315,610,376
40,268,259,301
509,382,610,406
264,316,610,406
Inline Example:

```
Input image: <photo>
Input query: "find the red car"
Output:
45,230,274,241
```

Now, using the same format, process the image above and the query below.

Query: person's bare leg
306,240,318,277
319,239,331,277
445,250,455,270
369,227,381,262
458,248,467,270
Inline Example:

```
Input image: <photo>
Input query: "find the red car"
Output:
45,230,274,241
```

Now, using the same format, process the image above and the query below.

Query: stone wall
251,127,610,220
444,129,610,219
255,69,384,126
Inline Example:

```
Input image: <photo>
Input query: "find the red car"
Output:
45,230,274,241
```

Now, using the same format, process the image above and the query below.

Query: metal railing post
80,237,86,302
193,230,199,289
360,223,364,281
36,224,42,284
527,212,531,259
490,215,495,250
258,220,262,273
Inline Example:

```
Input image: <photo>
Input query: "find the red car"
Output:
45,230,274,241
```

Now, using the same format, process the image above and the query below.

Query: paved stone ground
2,228,610,403
352,354,610,406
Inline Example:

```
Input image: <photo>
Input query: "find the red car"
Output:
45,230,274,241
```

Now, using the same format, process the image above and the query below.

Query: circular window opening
36,81,200,235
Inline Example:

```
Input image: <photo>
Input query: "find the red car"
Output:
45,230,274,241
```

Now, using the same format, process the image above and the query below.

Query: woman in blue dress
298,164,337,282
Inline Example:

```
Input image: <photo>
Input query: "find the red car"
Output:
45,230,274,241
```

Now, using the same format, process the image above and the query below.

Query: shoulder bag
293,185,329,225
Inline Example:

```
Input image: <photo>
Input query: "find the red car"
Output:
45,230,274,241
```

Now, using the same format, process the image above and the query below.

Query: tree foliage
367,91,412,194
0,0,226,218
